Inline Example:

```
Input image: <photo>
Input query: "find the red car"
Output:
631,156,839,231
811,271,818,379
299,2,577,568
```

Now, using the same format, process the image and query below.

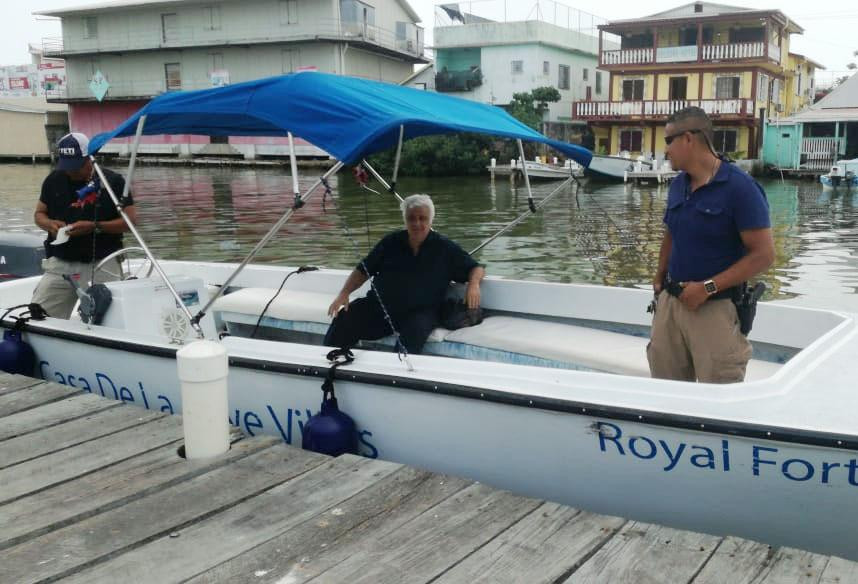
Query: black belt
663,276,738,301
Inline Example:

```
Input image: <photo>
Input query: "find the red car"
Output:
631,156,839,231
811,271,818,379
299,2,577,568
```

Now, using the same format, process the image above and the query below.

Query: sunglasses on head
664,128,702,145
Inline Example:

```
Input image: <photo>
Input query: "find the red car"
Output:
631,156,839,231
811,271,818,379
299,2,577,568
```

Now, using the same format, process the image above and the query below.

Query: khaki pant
31,256,122,319
647,291,752,383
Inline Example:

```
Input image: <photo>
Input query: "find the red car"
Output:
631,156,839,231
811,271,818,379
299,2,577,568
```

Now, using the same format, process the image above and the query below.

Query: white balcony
701,42,764,61
574,99,755,119
601,41,779,66
600,47,653,66
655,45,697,63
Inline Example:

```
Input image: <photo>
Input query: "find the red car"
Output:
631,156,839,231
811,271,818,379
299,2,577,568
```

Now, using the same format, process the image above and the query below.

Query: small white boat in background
487,158,582,181
820,158,858,189
586,153,653,181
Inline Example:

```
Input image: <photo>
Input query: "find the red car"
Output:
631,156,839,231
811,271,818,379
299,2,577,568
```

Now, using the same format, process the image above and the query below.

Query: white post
177,340,230,459
287,131,300,198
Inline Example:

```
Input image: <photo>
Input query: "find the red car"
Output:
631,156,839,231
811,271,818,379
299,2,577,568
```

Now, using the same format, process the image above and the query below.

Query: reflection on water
2,163,858,309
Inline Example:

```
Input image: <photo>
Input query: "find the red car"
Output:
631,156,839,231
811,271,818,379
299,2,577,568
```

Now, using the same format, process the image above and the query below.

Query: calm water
2,163,858,309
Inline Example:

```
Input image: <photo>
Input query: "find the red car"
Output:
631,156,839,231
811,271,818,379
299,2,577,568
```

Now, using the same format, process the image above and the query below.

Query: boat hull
20,323,858,561
584,154,651,182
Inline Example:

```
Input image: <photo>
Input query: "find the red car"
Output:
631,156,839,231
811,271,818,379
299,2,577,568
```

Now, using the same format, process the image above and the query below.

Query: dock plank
0,393,119,442
753,547,833,583
0,429,256,550
0,372,45,395
0,403,164,468
563,521,721,583
1,442,330,584
0,381,79,416
57,455,400,584
0,414,178,504
187,468,472,583
691,537,775,584
433,504,627,584
298,482,543,584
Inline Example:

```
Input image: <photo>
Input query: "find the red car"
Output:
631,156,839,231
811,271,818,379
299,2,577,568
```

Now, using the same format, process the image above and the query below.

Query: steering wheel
95,247,155,280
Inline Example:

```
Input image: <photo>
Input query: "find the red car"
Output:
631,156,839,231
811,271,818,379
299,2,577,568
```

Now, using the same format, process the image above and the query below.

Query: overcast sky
6,0,856,84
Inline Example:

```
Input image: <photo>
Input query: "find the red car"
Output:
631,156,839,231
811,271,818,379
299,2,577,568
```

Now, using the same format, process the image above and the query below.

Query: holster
733,282,766,335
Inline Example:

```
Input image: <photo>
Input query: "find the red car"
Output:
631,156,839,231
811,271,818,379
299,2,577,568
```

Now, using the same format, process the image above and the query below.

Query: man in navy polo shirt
324,194,484,355
647,107,774,383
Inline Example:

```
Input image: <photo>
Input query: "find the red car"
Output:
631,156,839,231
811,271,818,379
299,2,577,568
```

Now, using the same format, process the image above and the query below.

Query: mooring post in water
177,340,230,459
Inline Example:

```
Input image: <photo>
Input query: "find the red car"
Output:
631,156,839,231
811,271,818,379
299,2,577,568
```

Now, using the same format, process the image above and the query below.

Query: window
679,27,697,45
511,60,523,74
162,13,178,43
558,64,570,90
757,73,769,102
165,63,181,91
713,129,737,153
280,0,298,24
619,129,643,152
622,79,644,101
729,27,764,43
208,52,224,73
339,0,373,26
83,16,98,39
595,71,602,94
204,6,221,30
715,76,740,99
543,61,549,75
583,68,588,81
669,77,687,100
771,79,781,105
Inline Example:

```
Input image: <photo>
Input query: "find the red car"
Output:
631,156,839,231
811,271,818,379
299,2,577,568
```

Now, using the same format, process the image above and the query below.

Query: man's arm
680,227,774,311
465,266,485,309
65,204,138,237
653,229,672,294
327,269,369,317
34,201,65,236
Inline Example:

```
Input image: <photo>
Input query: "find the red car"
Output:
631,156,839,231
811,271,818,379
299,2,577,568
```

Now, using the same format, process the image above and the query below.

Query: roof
778,73,858,123
400,63,434,85
0,97,68,114
602,2,803,34
35,0,422,22
789,52,825,71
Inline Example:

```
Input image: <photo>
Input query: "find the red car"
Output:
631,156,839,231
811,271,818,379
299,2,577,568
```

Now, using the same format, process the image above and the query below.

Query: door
162,13,178,43
669,77,687,101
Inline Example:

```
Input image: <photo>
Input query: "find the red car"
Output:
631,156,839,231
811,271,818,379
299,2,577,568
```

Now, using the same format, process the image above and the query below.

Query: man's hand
327,291,350,318
652,271,665,294
465,282,481,310
46,220,66,237
679,281,708,311
66,220,96,237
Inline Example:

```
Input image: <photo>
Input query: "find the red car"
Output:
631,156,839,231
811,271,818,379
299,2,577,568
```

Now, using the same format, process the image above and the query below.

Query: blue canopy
90,72,592,166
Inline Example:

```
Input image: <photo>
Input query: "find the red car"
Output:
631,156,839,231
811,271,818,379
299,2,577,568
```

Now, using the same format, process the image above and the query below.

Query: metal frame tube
90,158,205,339
361,159,404,203
469,176,575,256
516,139,535,211
391,124,404,190
194,160,345,321
287,131,300,197
121,115,146,200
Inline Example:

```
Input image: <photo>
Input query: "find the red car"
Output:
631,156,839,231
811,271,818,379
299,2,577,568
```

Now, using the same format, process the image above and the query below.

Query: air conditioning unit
774,103,784,113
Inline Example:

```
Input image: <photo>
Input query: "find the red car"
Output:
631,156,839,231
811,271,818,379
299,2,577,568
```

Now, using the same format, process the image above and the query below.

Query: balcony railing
600,41,779,66
801,137,846,170
574,99,755,119
41,17,425,59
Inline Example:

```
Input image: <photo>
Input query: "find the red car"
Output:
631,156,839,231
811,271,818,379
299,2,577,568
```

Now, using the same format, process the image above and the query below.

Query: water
3,163,858,310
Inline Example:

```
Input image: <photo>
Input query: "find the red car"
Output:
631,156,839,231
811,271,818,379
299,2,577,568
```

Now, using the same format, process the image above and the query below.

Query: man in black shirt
325,194,484,354
31,133,137,318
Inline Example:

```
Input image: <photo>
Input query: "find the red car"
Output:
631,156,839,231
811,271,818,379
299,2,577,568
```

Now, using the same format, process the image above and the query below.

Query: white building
433,2,613,141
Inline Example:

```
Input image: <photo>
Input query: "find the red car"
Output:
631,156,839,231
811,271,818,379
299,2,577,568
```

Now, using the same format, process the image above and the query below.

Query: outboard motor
302,349,358,457
0,232,45,282
0,304,45,376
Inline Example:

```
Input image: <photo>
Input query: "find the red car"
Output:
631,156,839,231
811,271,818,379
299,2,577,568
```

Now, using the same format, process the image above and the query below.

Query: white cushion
213,288,333,324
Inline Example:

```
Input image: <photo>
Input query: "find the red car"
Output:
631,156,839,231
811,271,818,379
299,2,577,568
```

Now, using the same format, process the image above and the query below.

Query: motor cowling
302,392,358,457
0,329,36,376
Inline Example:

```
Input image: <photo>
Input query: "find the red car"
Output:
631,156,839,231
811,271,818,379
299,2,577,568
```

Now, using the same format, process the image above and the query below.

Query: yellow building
574,2,821,159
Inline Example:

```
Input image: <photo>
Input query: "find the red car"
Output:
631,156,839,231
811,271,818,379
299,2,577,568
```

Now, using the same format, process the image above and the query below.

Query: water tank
0,232,44,282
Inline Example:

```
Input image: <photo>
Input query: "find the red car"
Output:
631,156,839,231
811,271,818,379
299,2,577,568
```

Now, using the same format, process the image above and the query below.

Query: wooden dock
624,169,680,184
2,370,857,584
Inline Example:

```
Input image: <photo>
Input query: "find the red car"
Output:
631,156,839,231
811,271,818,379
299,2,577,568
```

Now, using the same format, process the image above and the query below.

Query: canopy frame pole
469,176,575,256
192,160,345,325
287,132,300,203
91,160,205,340
390,124,404,192
516,139,536,213
361,159,404,203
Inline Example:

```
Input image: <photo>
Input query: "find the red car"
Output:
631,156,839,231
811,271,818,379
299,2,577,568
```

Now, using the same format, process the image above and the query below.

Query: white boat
487,159,581,181
3,73,858,561
820,158,858,189
586,153,653,181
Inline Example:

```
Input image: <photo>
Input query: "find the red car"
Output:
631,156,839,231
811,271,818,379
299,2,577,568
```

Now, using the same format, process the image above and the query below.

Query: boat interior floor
212,287,789,381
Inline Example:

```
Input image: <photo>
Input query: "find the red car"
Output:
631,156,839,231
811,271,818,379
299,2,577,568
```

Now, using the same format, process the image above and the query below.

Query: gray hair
666,106,715,151
401,194,435,224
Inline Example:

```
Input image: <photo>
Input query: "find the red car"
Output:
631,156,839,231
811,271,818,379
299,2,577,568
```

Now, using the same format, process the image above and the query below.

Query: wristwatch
703,279,718,295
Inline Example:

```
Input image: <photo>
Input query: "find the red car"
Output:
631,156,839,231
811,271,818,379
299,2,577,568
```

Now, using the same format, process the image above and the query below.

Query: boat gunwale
6,317,858,453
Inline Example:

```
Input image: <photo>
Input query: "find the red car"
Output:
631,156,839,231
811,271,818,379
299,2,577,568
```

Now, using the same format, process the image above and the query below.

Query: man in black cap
31,132,138,318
